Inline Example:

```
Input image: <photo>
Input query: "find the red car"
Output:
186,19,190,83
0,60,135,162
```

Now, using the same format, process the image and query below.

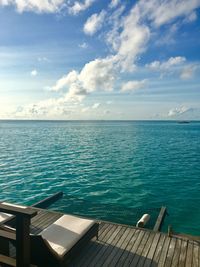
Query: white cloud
52,56,116,101
109,0,120,9
121,80,147,92
137,0,200,27
83,10,106,35
168,106,193,117
52,70,79,91
81,106,90,113
38,56,49,62
52,2,151,104
13,96,79,118
30,69,38,76
9,0,199,119
146,57,186,71
107,5,150,72
185,11,197,22
180,65,196,80
78,42,88,49
81,103,100,113
155,23,178,46
92,103,100,109
0,0,66,13
79,57,115,91
68,0,95,15
146,57,199,80
106,5,125,50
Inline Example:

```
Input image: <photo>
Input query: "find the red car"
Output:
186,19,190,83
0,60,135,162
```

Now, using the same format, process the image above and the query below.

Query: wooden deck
27,209,200,267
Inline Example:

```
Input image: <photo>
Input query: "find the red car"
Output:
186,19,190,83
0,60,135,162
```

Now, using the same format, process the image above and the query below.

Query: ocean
0,120,199,235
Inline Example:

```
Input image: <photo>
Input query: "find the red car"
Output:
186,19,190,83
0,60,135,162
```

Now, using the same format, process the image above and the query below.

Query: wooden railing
0,202,37,267
32,191,63,208
153,206,167,231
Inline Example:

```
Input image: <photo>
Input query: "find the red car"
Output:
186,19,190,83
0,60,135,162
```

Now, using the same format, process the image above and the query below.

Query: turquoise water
0,120,200,235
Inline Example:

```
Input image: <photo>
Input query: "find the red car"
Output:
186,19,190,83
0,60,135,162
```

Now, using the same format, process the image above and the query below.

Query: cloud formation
107,5,150,72
109,0,120,9
92,102,100,109
68,0,95,15
168,106,192,117
137,0,200,27
146,57,186,71
5,0,200,119
180,64,197,80
78,42,88,49
167,106,196,118
121,80,147,92
0,0,97,14
52,57,115,101
0,0,66,13
1,0,199,21
83,10,106,35
30,69,38,76
51,0,200,109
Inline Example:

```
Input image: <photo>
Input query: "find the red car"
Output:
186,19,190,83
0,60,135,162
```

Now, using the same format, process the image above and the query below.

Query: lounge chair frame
30,222,99,267
0,202,99,267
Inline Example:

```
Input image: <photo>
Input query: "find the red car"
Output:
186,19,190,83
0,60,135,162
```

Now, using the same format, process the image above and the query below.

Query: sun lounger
0,202,98,267
31,214,99,266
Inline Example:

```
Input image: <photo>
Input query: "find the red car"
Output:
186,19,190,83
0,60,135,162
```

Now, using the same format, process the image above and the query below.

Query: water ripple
0,121,200,234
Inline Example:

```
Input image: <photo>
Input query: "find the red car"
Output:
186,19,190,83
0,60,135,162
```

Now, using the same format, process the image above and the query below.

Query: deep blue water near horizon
0,120,200,235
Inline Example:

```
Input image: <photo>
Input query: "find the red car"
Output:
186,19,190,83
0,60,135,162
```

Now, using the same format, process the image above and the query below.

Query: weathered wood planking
153,206,167,232
68,223,200,267
5,208,200,267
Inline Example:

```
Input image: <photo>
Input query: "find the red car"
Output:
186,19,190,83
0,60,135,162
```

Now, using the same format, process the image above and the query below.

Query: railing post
16,215,31,267
0,202,37,267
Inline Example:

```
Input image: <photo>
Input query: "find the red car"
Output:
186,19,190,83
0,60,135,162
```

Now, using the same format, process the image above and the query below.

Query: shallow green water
0,121,199,235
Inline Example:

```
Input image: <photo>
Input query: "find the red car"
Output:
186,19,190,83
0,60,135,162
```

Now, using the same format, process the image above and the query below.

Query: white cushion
40,214,95,257
0,212,13,223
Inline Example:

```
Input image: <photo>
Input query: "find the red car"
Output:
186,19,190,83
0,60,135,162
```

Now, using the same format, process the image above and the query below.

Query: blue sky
0,0,200,120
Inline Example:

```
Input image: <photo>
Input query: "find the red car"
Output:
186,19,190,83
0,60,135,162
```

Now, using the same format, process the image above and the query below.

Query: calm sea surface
0,120,199,235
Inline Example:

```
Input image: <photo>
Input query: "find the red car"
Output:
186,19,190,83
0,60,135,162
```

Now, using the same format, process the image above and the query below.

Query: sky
0,0,200,120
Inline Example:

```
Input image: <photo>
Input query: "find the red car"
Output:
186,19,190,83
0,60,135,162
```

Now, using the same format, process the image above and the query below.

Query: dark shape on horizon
177,121,190,124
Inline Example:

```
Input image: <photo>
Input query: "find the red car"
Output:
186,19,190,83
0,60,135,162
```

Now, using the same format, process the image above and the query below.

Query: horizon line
0,119,199,122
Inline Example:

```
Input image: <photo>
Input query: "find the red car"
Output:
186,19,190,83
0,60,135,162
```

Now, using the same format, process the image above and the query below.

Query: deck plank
11,207,199,267
143,232,161,267
157,235,171,267
71,222,111,267
102,227,134,267
130,230,151,266
185,241,193,267
79,224,122,267
137,232,156,267
178,240,188,267
114,228,137,267
171,238,182,267
94,225,125,267
151,233,166,265
193,242,199,267
163,237,176,267
74,223,116,267
123,229,146,267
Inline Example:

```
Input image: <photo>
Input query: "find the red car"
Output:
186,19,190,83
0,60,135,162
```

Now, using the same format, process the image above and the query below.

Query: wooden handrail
0,254,37,267
0,203,37,218
32,191,63,208
0,202,37,267
0,229,16,241
153,206,167,232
